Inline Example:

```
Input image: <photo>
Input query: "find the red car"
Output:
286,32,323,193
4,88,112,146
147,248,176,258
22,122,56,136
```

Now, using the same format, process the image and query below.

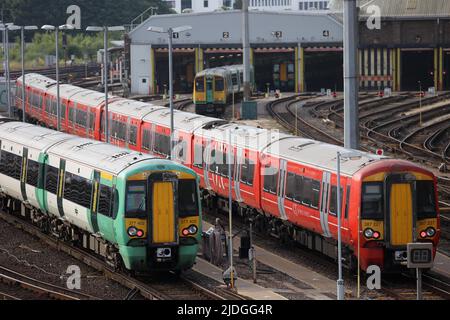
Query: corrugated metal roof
329,0,450,17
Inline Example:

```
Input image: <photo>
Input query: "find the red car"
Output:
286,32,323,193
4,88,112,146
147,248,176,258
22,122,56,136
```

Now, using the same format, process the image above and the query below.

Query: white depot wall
130,44,153,95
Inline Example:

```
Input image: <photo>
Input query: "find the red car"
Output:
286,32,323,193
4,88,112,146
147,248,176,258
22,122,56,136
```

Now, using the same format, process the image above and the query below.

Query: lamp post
41,24,75,131
0,23,17,118
86,26,125,143
336,150,362,300
16,25,38,122
147,25,192,159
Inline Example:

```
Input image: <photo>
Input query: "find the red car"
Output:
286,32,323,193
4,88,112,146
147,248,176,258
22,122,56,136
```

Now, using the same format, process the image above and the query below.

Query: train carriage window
154,133,170,156
98,184,113,217
263,166,278,194
52,100,57,115
176,140,187,162
45,98,51,114
215,77,224,91
293,175,303,203
0,151,22,180
142,129,152,150
125,181,146,218
44,165,59,194
232,74,238,86
26,159,39,187
64,172,93,208
416,181,436,219
209,149,218,173
329,186,343,216
301,178,313,206
76,110,87,128
361,182,384,220
311,180,321,209
61,101,66,120
89,112,95,130
195,77,205,92
111,120,126,141
345,186,350,219
193,144,204,168
129,125,137,146
178,180,199,217
69,108,74,123
285,172,296,200
240,158,255,186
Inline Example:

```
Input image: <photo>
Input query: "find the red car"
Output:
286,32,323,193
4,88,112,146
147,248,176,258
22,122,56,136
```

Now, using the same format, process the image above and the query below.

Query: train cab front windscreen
124,176,200,244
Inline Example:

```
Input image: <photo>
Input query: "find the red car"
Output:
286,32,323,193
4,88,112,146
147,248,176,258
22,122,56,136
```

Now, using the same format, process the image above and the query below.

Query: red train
15,74,441,272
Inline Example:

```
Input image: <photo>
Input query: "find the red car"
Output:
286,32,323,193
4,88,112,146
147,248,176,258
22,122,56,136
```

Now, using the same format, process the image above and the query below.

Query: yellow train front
193,64,253,115
353,159,441,272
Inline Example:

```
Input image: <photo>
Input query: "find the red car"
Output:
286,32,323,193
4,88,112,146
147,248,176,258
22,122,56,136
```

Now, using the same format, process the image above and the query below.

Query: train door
234,147,244,203
206,77,214,103
276,159,288,221
148,172,178,245
386,175,414,246
319,171,332,238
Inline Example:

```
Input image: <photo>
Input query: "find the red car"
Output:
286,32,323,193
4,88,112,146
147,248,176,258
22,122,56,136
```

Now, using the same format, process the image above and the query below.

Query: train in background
193,65,255,115
0,118,201,273
16,73,441,272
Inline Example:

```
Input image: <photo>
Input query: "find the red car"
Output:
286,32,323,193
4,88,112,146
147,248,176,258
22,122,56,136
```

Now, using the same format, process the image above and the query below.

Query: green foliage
0,0,174,69
2,32,107,69
4,0,172,27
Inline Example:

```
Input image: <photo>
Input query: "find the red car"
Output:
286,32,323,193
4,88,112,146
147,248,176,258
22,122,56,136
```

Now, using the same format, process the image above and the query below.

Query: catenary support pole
242,0,251,101
343,0,360,149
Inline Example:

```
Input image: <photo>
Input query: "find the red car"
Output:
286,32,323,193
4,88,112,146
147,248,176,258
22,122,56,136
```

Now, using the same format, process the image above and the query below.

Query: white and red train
15,73,441,271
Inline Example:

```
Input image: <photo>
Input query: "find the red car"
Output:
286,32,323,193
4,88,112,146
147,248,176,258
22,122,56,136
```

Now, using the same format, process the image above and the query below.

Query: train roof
108,99,166,120
145,108,226,133
47,85,112,108
47,138,155,175
196,64,245,77
195,122,291,152
264,137,384,176
18,73,56,91
0,122,75,152
0,121,156,175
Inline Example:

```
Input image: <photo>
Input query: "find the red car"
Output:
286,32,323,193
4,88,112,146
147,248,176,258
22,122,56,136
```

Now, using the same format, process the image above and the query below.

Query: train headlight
188,225,198,235
182,225,198,236
426,227,436,237
127,226,138,237
373,232,380,240
364,228,374,239
420,231,428,238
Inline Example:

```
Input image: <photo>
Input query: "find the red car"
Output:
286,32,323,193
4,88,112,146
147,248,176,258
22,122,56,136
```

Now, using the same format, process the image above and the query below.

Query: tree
4,0,172,27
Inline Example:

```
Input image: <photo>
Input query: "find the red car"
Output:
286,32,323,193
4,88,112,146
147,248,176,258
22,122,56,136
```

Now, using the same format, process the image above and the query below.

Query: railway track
8,65,101,81
0,211,246,301
0,265,99,300
381,272,450,300
205,203,450,300
266,95,343,145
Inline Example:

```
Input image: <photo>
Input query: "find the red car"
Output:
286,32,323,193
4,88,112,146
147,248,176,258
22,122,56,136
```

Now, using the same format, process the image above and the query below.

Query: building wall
166,0,235,13
165,0,329,12
249,0,329,11
130,44,153,95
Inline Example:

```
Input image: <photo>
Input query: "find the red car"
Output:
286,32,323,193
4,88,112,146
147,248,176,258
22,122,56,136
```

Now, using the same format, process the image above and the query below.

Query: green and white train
0,119,201,273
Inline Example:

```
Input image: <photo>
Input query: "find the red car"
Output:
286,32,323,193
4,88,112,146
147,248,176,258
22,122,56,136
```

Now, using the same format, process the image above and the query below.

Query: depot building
126,0,450,96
